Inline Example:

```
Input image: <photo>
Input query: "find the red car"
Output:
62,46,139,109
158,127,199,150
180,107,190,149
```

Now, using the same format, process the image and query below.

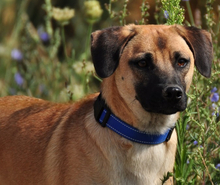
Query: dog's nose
163,86,183,101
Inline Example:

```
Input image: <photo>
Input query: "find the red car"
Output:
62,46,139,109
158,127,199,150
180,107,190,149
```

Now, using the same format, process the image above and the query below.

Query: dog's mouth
136,96,187,115
135,86,188,115
143,102,187,115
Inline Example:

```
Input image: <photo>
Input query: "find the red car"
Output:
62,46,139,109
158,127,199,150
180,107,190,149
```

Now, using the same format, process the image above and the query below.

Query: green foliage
139,0,150,25
0,0,220,184
161,0,185,25
106,0,129,25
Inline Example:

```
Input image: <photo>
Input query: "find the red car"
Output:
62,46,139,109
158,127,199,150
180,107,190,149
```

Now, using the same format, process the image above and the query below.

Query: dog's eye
177,58,188,68
138,60,147,67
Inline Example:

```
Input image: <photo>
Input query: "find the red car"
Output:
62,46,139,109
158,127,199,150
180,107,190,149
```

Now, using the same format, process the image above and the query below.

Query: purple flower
212,103,217,109
187,159,190,164
37,27,50,43
11,49,23,61
212,111,219,117
210,93,219,102
216,163,220,170
39,32,50,42
193,140,198,145
210,87,219,102
14,72,24,86
186,124,189,130
211,87,217,93
164,11,169,19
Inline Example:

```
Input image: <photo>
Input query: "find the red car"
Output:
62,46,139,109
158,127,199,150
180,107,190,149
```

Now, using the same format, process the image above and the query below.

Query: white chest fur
107,132,177,185
85,113,177,185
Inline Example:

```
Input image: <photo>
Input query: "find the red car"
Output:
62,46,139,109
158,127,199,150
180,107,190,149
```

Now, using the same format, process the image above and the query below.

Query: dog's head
91,25,212,115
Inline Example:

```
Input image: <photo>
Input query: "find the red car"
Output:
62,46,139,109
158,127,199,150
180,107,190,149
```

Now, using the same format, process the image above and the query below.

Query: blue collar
94,93,175,145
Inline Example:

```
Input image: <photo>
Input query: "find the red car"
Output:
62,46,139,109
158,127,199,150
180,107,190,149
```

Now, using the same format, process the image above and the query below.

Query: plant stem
120,0,129,25
199,151,214,185
93,72,102,82
186,1,195,26
85,23,93,60
61,25,68,61
44,0,53,36
108,0,112,17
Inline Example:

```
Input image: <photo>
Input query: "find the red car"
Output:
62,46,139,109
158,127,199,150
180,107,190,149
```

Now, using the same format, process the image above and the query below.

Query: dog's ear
91,26,136,78
175,25,213,78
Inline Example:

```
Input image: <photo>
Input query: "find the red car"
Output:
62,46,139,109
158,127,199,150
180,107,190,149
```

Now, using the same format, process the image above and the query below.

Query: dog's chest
108,143,170,185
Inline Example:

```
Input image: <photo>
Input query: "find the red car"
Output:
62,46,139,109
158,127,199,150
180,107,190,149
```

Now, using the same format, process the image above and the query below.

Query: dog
0,24,212,185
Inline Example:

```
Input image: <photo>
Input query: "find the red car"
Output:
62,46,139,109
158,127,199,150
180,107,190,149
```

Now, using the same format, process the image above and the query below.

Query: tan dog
0,25,212,185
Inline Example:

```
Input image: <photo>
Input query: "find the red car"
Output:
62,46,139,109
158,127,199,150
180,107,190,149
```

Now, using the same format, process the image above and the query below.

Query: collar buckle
165,127,175,142
94,93,111,127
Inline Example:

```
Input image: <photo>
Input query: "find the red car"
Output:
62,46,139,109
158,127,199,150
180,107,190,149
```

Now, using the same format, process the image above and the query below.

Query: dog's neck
101,76,179,134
